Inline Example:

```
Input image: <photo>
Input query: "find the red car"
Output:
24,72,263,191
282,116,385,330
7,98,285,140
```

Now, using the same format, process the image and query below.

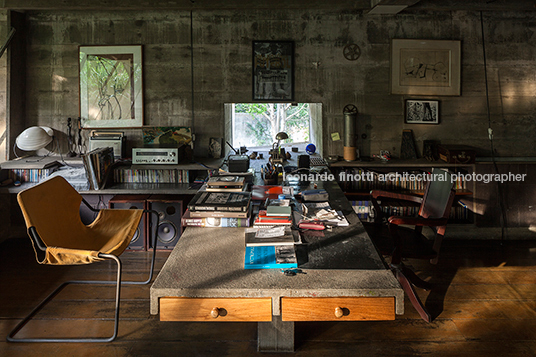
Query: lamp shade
275,132,289,141
16,126,53,151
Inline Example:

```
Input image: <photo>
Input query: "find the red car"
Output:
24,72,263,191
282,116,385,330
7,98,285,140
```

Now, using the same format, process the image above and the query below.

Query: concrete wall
3,8,536,232
17,9,536,159
0,10,7,162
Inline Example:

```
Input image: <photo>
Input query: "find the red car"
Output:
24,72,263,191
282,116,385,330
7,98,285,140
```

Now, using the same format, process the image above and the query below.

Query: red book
254,210,292,226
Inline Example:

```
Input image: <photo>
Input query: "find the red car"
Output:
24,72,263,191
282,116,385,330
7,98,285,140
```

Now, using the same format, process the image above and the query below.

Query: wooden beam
368,0,421,14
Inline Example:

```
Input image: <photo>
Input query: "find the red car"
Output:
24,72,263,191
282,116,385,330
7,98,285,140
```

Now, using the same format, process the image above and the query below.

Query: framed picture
405,100,439,124
142,126,192,146
79,45,143,128
391,39,461,96
252,41,294,101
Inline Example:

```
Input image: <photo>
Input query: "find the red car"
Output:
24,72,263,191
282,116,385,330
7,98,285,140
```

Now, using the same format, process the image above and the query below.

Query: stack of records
205,176,246,192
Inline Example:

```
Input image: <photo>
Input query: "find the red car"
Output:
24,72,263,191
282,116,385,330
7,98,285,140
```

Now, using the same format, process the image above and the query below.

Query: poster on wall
79,45,144,128
252,41,294,101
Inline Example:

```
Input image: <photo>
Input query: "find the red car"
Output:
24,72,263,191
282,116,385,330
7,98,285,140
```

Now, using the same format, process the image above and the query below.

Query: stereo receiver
132,148,178,164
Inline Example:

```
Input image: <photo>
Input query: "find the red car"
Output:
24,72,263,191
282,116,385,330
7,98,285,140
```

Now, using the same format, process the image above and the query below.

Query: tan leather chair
7,176,159,342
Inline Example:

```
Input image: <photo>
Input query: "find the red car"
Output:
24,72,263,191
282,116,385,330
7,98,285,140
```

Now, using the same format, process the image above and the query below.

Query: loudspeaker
147,196,184,250
298,154,310,169
109,195,150,251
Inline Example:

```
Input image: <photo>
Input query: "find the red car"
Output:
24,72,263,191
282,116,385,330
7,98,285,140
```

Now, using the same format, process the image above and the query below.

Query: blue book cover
244,245,297,270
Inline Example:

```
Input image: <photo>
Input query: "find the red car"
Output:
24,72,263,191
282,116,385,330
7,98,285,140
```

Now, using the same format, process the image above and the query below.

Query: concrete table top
150,180,404,316
150,224,404,316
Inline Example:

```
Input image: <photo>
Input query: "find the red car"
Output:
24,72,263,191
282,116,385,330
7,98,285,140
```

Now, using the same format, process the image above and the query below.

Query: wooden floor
1,236,536,356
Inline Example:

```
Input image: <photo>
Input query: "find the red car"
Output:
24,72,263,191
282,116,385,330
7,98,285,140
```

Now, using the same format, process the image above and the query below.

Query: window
227,103,322,152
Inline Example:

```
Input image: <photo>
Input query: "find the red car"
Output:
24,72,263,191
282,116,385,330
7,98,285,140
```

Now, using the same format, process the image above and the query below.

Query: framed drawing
405,99,439,124
252,41,294,101
79,45,143,128
391,39,461,96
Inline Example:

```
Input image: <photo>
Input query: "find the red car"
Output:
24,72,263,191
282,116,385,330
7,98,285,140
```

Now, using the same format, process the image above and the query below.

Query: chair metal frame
6,198,160,343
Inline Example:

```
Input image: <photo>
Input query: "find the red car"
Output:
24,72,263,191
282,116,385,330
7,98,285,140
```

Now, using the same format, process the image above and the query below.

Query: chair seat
362,222,437,260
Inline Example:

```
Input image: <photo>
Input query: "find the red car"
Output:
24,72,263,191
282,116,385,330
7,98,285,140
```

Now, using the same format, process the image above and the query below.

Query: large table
150,180,404,352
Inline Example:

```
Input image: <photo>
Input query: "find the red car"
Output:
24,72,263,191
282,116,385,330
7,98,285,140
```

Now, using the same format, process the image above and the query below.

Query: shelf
329,158,475,168
80,183,200,195
331,159,476,225
343,189,473,197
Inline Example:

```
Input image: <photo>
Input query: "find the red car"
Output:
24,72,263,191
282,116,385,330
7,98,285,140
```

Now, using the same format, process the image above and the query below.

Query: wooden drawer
281,297,395,321
160,297,272,322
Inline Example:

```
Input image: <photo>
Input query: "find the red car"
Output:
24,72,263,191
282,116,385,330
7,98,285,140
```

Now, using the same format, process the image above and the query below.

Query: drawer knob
211,307,220,318
334,307,344,319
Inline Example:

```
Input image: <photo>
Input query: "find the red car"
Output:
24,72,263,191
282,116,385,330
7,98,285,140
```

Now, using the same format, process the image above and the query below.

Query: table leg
257,315,294,352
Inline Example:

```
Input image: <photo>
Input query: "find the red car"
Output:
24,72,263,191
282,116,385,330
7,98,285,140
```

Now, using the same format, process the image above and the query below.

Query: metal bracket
0,27,16,59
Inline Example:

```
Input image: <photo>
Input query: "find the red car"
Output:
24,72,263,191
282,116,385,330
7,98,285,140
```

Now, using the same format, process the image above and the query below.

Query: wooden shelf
329,158,475,168
343,189,473,197
332,160,476,225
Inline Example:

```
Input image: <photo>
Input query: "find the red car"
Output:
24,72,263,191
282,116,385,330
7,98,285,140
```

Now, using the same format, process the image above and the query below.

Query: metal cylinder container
343,110,357,161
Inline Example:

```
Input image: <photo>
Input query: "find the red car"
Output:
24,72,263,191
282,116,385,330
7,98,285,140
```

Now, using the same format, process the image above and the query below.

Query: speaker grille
147,199,183,250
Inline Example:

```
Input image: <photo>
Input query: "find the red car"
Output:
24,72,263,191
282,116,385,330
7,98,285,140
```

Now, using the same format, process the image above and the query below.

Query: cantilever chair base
6,243,158,343
7,253,122,343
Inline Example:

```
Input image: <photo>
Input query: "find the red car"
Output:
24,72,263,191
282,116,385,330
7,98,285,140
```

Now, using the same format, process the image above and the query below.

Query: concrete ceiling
0,0,535,12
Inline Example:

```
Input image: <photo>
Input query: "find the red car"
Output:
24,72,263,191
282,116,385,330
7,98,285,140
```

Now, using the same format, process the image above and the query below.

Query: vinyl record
219,176,237,182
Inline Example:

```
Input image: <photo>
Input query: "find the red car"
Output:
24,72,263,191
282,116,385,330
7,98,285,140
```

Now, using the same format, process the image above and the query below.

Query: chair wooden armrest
370,190,423,204
388,216,448,227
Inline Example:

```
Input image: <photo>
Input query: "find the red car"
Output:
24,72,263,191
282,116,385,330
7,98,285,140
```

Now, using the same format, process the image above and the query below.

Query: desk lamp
274,131,288,148
269,131,289,166
14,126,54,157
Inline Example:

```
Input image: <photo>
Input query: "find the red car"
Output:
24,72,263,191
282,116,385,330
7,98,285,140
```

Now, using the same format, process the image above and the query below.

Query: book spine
188,204,249,212
182,217,250,227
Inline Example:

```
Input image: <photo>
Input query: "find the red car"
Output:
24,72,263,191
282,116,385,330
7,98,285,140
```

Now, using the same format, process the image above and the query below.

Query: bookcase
329,159,475,224
86,158,223,195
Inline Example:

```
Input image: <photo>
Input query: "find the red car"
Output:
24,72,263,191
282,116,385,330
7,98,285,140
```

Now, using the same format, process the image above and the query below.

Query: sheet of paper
304,202,330,209
253,226,286,238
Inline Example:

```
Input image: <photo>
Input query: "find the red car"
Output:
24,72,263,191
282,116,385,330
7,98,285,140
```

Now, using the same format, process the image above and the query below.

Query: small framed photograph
405,100,439,124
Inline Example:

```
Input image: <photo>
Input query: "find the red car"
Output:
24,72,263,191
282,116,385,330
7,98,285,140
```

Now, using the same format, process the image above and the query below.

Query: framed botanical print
79,45,143,128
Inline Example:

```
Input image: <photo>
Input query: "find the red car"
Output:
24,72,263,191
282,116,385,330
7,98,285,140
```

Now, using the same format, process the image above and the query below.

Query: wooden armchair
365,168,456,322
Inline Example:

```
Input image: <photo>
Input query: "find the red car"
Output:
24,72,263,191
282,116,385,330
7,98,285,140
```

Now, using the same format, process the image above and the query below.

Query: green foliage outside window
233,103,310,147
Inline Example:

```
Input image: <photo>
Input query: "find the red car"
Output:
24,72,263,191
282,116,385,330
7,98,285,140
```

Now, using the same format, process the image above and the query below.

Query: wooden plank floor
1,236,536,356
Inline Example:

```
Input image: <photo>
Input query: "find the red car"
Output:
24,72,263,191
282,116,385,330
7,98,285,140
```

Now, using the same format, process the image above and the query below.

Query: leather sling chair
364,168,456,322
6,175,159,343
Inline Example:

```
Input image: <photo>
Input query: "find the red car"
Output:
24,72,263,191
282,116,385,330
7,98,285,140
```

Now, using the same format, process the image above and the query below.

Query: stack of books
253,198,292,227
253,209,292,226
181,209,251,227
186,190,252,221
244,197,298,270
